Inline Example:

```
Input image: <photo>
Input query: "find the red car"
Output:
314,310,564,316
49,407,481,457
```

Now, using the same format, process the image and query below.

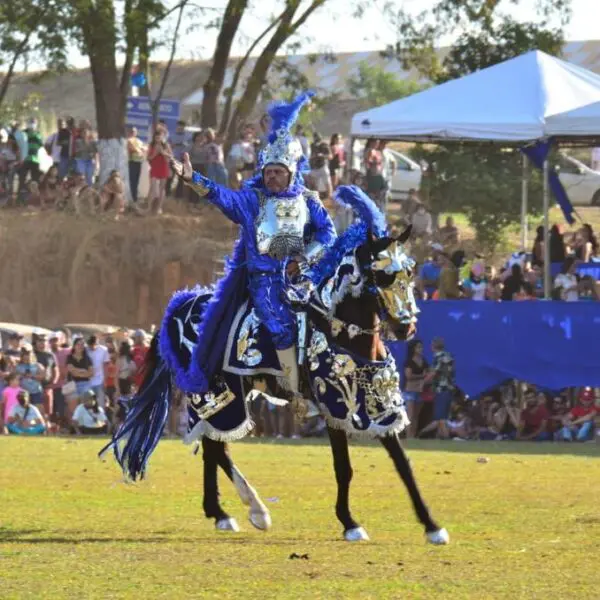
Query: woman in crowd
554,257,579,302
403,339,429,438
117,341,135,397
39,165,63,209
463,261,488,300
531,225,544,267
15,348,45,408
147,127,172,215
1,372,21,433
500,264,525,301
73,125,98,186
204,128,228,187
363,138,386,207
329,133,346,189
72,389,108,435
574,223,599,262
127,126,146,202
549,224,567,263
6,390,46,435
187,131,207,203
65,337,94,416
0,128,20,204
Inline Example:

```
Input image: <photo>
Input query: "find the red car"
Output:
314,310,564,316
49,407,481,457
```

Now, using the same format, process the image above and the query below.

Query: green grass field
1,438,599,599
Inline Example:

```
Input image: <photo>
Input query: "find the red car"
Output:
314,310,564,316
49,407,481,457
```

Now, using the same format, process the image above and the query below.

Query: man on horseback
170,91,336,397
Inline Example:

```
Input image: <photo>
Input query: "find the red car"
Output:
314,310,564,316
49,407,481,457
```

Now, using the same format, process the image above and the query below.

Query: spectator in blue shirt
418,244,443,299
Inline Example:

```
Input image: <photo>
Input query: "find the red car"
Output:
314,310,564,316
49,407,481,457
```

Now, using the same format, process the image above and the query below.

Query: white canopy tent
350,50,600,298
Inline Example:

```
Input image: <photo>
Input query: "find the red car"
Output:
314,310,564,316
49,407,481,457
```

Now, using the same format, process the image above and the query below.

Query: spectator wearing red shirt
517,389,552,441
131,329,149,390
559,387,598,442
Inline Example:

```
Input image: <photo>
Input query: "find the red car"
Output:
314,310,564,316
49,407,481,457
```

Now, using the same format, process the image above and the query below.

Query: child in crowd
1,373,22,433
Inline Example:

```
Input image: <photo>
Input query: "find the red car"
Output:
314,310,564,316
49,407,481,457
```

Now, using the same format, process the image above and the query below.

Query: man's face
57,119,65,130
263,165,290,194
50,339,59,352
35,337,47,351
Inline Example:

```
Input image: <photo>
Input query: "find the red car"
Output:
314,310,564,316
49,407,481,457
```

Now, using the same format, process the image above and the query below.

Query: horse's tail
99,333,171,481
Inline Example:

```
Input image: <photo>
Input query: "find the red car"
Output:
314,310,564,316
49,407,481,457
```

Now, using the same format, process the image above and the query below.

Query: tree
347,61,425,109
387,0,572,248
223,0,329,148
200,0,248,128
0,1,68,112
64,0,181,187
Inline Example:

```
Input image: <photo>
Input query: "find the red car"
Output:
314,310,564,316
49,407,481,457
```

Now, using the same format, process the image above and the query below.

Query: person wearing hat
6,331,24,358
559,387,598,442
131,329,148,390
170,91,336,398
71,389,108,435
6,390,46,435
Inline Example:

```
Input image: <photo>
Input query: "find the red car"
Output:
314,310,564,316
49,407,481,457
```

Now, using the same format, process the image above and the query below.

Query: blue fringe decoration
335,185,387,238
99,358,172,481
158,285,212,392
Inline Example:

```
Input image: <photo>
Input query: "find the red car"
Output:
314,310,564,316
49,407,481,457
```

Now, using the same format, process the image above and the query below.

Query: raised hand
170,152,193,181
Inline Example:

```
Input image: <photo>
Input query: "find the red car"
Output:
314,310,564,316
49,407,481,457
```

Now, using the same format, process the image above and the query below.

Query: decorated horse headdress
307,185,418,328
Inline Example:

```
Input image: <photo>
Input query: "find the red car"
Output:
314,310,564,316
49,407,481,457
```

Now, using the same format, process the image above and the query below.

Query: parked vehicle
556,153,600,206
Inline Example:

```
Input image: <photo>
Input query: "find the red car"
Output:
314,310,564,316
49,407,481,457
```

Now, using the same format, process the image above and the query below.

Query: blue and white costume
181,92,336,393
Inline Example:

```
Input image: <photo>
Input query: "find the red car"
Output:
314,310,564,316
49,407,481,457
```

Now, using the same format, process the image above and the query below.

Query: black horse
103,188,448,544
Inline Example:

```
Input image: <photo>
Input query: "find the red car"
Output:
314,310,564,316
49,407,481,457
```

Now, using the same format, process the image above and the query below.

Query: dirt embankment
0,207,236,328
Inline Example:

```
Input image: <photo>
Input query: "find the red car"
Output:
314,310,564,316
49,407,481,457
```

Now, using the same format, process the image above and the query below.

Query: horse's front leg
327,426,369,541
213,440,271,531
379,432,450,544
201,437,239,532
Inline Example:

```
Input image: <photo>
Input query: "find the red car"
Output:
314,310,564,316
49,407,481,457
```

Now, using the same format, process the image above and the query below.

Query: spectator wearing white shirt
44,118,66,170
6,390,46,435
554,258,579,302
72,389,108,435
86,336,110,408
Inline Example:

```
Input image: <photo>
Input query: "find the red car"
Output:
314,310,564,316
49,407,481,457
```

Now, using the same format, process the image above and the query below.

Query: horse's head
355,226,419,341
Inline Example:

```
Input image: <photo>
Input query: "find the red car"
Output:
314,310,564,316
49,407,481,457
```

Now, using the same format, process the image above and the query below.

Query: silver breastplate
255,193,309,260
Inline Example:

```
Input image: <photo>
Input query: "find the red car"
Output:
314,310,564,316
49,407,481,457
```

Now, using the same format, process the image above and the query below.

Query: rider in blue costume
171,91,336,395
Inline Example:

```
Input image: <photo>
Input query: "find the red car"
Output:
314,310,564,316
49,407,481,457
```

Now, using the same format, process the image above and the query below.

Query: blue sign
126,96,181,143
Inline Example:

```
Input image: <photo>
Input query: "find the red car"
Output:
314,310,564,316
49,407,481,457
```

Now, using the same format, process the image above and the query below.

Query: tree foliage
0,1,69,111
387,0,572,248
347,61,425,109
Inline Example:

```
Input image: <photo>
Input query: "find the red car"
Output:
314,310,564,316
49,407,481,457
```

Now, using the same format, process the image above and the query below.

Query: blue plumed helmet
257,90,315,184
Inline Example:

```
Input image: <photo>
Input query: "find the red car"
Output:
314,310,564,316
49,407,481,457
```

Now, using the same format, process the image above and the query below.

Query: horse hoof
426,528,450,545
215,517,240,532
344,527,370,542
249,509,272,531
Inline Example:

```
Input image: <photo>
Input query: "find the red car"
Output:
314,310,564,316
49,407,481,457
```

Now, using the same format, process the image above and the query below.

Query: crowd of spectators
402,337,599,443
0,329,151,437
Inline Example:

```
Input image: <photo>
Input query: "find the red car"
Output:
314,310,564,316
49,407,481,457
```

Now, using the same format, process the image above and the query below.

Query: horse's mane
307,185,387,287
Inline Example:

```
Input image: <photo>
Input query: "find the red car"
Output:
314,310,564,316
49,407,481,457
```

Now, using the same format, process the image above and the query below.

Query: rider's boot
276,346,319,418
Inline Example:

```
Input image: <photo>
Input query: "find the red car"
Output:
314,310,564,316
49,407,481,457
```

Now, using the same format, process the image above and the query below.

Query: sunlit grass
1,437,599,599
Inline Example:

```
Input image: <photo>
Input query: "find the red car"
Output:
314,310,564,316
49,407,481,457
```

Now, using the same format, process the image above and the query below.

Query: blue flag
521,140,575,225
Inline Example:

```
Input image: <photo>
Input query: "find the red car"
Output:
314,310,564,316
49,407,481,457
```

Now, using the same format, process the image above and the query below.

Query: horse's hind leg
213,440,271,531
379,432,450,544
201,437,239,531
327,426,369,541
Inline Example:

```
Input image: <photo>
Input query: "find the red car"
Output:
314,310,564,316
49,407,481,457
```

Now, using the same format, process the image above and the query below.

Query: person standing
419,338,456,438
126,126,146,202
167,120,190,198
19,118,43,193
147,128,172,214
74,125,98,186
86,335,110,410
32,332,58,420
44,118,66,171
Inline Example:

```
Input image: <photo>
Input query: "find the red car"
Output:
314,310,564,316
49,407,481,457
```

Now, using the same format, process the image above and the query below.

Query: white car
556,153,600,206
349,140,422,200
385,149,423,201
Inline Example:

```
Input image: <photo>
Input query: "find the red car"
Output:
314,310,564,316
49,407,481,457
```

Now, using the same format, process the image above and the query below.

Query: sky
66,0,599,68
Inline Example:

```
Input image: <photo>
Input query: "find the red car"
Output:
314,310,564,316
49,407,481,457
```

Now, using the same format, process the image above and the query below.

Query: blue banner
126,96,181,143
389,300,600,397
521,141,576,225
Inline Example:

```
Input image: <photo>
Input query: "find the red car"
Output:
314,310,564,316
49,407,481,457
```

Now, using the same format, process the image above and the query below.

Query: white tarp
546,100,600,135
351,50,600,142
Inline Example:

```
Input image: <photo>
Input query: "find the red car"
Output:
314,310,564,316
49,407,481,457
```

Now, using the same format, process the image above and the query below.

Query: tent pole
521,153,528,249
348,135,355,184
543,154,551,299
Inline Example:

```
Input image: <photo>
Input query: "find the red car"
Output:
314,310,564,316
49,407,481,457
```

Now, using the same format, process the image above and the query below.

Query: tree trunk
225,0,327,148
200,0,248,128
138,26,151,97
